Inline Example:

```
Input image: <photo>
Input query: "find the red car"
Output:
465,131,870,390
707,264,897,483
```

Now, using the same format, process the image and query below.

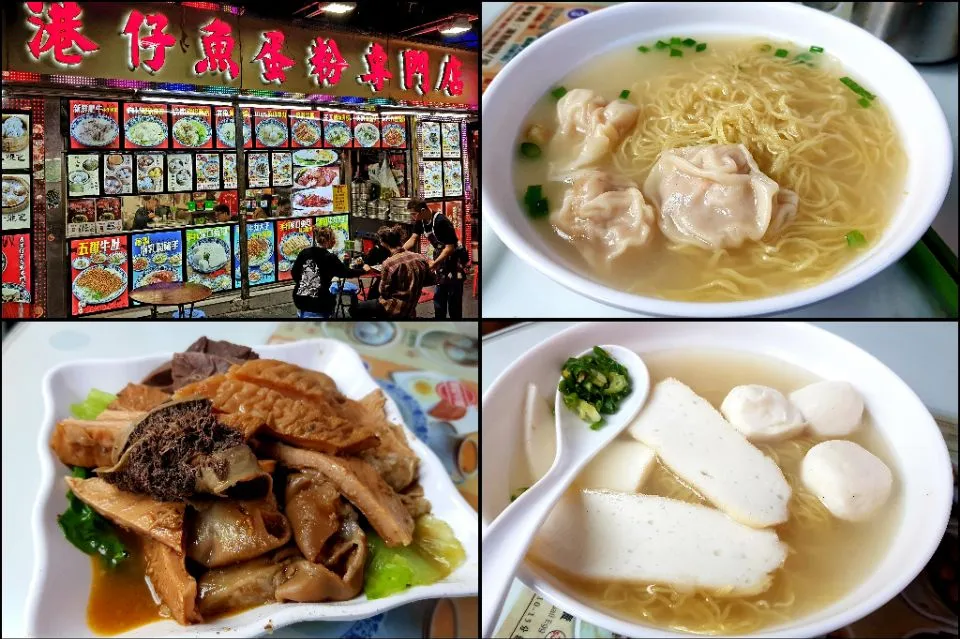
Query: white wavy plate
27,338,479,637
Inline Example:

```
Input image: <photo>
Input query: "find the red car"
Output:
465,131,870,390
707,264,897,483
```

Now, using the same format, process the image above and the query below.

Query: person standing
404,199,465,319
291,227,363,317
351,225,431,319
132,196,159,230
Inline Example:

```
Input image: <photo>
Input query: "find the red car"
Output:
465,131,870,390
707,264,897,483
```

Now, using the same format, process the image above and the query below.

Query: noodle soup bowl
481,1,952,317
481,322,953,637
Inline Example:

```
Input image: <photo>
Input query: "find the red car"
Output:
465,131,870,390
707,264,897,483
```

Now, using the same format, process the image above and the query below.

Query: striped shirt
379,250,431,318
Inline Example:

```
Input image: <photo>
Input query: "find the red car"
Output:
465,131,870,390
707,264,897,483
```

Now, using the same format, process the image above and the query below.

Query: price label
332,184,349,213
494,589,578,639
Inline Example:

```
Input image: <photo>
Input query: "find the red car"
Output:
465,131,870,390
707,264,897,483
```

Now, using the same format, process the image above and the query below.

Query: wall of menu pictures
2,109,34,305
63,215,348,315
417,119,467,249
65,99,248,238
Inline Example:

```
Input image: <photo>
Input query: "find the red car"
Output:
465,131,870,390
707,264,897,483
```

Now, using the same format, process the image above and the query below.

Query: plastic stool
297,310,328,319
171,308,206,318
329,281,359,295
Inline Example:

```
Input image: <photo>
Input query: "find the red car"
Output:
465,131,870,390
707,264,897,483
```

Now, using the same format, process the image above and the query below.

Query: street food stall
1,1,478,317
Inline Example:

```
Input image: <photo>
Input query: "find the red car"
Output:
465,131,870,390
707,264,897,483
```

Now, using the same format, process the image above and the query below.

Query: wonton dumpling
642,144,799,249
556,89,639,169
551,171,656,266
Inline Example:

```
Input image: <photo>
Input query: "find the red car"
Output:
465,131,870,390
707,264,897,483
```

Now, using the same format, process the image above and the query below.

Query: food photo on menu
2,112,31,170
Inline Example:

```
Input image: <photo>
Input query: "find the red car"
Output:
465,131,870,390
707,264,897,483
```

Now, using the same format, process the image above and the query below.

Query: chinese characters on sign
12,4,474,103
25,1,99,67
194,17,240,81
70,235,129,315
121,9,176,74
252,30,294,85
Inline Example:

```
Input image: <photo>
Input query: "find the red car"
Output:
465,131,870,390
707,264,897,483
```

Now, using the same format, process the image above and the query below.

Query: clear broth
520,348,902,634
515,38,907,301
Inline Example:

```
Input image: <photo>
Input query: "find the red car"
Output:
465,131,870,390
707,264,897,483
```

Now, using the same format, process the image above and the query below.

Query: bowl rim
481,1,954,317
480,321,954,637
26,337,479,638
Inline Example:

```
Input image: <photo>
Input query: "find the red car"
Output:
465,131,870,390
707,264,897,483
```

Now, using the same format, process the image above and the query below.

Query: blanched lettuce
69,388,118,420
364,515,465,599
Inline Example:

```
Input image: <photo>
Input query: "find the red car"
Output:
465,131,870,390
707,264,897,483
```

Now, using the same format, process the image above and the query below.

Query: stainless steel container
849,2,958,63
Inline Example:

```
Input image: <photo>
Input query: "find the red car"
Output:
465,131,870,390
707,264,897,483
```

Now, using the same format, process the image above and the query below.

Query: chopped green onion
839,76,876,101
670,48,683,57
810,45,824,53
637,45,650,53
550,86,567,99
774,48,789,58
682,38,696,47
846,230,867,247
655,40,669,49
510,487,529,502
759,44,772,52
857,97,872,108
519,142,541,158
619,89,631,99
670,37,682,45
524,185,549,218
695,42,707,52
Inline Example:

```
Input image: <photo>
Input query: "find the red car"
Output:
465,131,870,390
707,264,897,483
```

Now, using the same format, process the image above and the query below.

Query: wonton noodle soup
514,38,907,301
517,349,902,635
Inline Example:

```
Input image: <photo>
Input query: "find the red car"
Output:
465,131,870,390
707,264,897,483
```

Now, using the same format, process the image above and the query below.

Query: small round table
129,281,212,319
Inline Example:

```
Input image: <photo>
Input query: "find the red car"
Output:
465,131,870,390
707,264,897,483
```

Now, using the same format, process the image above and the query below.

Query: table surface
482,321,959,635
481,2,959,318
128,280,213,306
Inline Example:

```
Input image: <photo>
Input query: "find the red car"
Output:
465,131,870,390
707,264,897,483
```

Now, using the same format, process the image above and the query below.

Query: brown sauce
86,529,163,635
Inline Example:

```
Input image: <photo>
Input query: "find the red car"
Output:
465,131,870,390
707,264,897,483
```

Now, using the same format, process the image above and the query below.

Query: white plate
481,321,953,638
27,338,479,638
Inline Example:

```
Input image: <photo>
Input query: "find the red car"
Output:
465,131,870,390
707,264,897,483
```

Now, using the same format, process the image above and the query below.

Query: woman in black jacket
291,227,363,317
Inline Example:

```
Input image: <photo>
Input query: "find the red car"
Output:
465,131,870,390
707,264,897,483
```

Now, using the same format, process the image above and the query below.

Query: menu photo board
441,121,462,157
353,113,381,149
171,104,213,150
185,226,232,292
2,111,31,170
69,100,120,150
214,106,253,150
380,115,407,149
196,153,221,191
67,154,101,197
315,214,349,258
443,160,464,197
223,153,238,190
271,152,292,187
123,103,169,150
162,153,190,193
70,235,129,315
248,152,270,188
2,232,32,303
131,230,183,293
135,153,165,194
289,111,324,149
322,112,352,149
2,173,31,230
422,161,443,199
103,153,134,195
253,108,290,149
276,217,314,281
420,121,442,158
234,220,276,287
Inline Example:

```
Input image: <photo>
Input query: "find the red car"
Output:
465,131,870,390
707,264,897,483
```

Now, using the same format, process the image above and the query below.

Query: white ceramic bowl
480,322,953,637
481,2,953,317
27,338,479,638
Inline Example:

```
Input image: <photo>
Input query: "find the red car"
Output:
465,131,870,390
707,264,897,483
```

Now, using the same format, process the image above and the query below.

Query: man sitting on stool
351,225,431,319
